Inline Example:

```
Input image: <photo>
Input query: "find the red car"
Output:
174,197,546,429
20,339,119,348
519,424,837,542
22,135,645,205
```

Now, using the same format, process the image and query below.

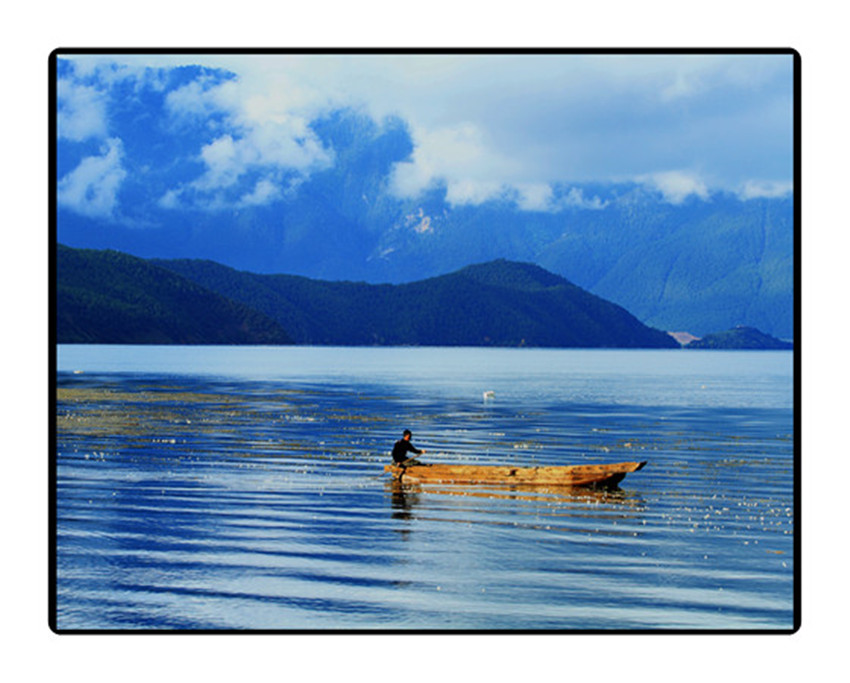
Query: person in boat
392,429,426,466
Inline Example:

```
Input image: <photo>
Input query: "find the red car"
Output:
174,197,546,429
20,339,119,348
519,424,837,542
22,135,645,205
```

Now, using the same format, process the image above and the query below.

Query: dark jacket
392,438,422,464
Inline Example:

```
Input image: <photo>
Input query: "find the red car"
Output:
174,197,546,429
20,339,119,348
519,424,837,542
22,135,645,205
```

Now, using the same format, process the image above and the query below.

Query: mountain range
56,245,679,348
56,245,292,345
57,109,795,340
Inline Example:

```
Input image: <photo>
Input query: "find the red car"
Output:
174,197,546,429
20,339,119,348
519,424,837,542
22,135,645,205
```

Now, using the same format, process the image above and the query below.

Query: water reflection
387,479,643,505
55,347,795,630
386,479,646,536
387,482,419,544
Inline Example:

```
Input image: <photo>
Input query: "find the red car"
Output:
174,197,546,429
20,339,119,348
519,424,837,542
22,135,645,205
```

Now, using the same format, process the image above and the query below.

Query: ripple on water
55,349,795,631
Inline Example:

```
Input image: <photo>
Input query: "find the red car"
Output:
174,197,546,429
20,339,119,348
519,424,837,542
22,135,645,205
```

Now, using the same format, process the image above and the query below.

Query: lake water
53,345,796,631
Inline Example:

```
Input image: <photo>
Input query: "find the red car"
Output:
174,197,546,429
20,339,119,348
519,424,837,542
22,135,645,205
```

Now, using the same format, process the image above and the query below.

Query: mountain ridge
57,109,794,339
56,245,294,345
155,253,679,348
686,326,793,350
55,244,679,348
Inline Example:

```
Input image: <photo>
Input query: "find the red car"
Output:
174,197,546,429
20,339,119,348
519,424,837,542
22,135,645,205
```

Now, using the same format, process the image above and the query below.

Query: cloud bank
55,52,794,221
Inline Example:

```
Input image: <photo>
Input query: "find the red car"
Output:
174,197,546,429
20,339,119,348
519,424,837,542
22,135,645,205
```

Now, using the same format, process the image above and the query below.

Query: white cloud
559,187,608,210
57,138,127,218
736,180,793,200
57,53,794,213
245,118,332,171
165,70,333,206
513,183,555,212
158,188,181,210
188,123,332,204
57,57,174,143
390,122,537,207
57,78,109,141
391,123,492,194
659,70,703,102
58,56,336,213
638,170,710,204
193,134,247,190
239,178,282,207
164,75,234,119
444,179,505,206
61,55,156,87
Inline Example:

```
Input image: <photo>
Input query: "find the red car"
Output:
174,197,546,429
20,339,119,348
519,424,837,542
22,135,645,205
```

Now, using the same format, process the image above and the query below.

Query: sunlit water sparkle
54,346,795,630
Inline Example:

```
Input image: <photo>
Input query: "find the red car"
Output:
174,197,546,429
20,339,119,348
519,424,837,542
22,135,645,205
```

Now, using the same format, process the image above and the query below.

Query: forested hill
686,326,793,350
56,245,294,344
155,256,679,348
56,244,678,347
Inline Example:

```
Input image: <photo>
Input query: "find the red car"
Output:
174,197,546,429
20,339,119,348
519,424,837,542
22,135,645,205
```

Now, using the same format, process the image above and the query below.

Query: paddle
375,455,422,479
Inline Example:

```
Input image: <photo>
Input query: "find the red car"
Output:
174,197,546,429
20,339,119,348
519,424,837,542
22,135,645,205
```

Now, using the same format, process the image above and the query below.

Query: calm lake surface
54,346,796,631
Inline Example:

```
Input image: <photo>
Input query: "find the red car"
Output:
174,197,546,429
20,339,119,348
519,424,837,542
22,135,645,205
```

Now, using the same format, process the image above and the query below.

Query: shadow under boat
385,476,645,508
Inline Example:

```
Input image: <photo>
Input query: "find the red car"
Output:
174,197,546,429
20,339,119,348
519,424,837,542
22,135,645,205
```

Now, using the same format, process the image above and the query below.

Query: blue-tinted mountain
155,255,678,348
686,326,793,350
56,245,293,344
57,108,794,339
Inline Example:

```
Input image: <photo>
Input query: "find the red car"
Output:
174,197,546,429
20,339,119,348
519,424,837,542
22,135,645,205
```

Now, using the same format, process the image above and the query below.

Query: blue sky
56,52,794,224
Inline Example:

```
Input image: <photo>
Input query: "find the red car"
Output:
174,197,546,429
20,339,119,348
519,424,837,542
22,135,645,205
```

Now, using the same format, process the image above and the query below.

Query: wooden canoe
384,461,646,488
